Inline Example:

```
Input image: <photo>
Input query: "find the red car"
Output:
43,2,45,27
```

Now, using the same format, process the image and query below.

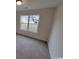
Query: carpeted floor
16,34,50,59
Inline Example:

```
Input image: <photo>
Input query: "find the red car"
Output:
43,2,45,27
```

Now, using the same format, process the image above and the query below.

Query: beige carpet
16,34,50,59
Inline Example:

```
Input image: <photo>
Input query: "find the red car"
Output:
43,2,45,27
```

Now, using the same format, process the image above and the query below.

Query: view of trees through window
20,15,40,33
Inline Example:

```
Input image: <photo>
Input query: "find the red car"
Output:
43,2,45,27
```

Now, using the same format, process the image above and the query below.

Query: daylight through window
20,15,40,33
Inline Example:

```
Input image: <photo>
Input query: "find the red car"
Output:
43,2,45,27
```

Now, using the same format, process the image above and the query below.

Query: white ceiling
16,0,63,11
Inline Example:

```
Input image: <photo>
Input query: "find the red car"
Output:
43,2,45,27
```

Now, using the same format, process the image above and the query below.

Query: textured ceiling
16,0,63,11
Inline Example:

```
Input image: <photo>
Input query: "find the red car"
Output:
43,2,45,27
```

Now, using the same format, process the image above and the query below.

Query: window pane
20,23,28,31
20,24,26,30
25,16,29,23
29,15,40,32
25,23,28,31
20,16,26,23
20,16,28,23
20,16,28,31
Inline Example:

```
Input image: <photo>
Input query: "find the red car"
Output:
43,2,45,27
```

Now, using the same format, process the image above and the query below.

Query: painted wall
48,4,63,59
16,8,55,41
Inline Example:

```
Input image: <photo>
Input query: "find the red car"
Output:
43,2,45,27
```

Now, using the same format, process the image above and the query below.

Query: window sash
20,15,40,33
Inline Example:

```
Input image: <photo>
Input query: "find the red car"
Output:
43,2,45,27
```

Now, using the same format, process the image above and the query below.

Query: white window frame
20,14,40,33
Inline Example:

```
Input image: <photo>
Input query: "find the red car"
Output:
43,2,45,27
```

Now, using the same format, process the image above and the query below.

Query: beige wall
48,4,63,59
16,8,55,41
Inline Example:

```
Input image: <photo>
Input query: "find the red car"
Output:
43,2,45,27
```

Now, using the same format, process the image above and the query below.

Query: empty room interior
16,0,63,59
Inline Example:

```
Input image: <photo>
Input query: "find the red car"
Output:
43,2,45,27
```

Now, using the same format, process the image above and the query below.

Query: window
20,15,40,33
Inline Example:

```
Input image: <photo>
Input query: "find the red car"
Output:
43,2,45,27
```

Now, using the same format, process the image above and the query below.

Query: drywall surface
16,8,55,41
48,4,63,59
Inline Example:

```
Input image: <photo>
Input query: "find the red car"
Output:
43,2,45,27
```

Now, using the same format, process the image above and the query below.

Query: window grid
20,15,40,33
